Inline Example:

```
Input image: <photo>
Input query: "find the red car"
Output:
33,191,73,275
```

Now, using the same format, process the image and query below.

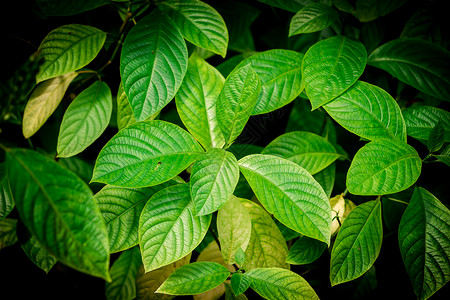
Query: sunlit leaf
329,194,356,236
330,200,383,285
402,105,450,142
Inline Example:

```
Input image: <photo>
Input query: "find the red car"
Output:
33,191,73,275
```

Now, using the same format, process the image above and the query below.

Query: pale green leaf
156,262,230,295
231,273,250,296
161,0,228,57
234,50,304,115
241,199,289,270
427,120,445,153
22,72,78,138
368,39,450,101
289,3,339,36
402,105,450,142
330,200,383,285
106,247,142,300
329,194,357,236
324,81,407,141
6,148,110,280
95,184,169,253
36,25,106,83
191,149,239,215
57,81,112,157
246,267,319,300
239,154,332,245
20,234,57,273
0,164,14,221
176,52,225,150
0,218,18,249
120,9,188,121
136,255,191,300
117,82,137,130
235,247,246,266
302,36,367,109
346,139,422,195
217,195,252,265
286,236,327,265
92,120,203,187
398,187,450,300
262,131,340,175
139,184,211,272
217,64,261,146
313,163,335,199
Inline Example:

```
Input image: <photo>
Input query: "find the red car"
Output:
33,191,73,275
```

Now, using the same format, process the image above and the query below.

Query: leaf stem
386,197,409,205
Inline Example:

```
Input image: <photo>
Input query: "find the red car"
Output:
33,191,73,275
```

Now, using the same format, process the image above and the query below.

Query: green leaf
135,255,191,300
286,236,327,265
161,0,228,57
57,81,112,157
239,154,332,245
36,25,106,83
234,50,304,115
92,120,203,187
347,139,422,195
313,163,335,199
106,247,142,300
427,120,445,153
116,82,137,130
120,9,188,121
262,131,340,175
36,0,110,16
217,64,261,146
324,81,407,141
329,194,357,236
191,149,239,215
156,262,230,295
330,200,383,286
176,52,225,150
398,187,450,300
368,39,450,101
352,0,407,22
246,267,319,300
0,218,18,249
235,247,246,266
22,72,78,138
6,148,110,280
257,0,307,12
241,199,289,270
20,234,57,273
403,105,450,142
434,145,450,167
289,3,339,36
139,184,211,272
231,273,251,296
58,157,93,184
400,6,442,42
95,184,169,253
217,196,252,264
0,164,14,221
302,36,367,110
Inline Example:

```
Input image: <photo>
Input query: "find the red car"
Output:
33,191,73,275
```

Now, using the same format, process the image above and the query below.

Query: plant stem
386,197,409,205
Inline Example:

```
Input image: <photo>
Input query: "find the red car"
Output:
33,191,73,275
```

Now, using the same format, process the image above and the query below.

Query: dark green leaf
231,273,251,296
0,218,18,249
289,3,339,36
36,0,109,16
20,234,57,273
427,120,445,153
402,105,450,142
0,164,14,221
286,236,327,265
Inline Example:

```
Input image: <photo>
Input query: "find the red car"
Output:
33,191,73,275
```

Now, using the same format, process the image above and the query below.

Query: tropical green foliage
1,0,449,299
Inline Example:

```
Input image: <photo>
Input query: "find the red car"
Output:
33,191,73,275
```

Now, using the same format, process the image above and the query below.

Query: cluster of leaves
1,0,450,299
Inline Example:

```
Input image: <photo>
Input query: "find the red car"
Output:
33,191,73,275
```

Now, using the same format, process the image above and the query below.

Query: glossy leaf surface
286,236,327,265
0,164,14,221
402,105,450,142
116,82,136,130
289,3,339,36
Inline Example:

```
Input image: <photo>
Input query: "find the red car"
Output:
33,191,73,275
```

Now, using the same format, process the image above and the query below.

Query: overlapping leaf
175,52,225,149
20,234,57,273
156,262,230,295
289,3,339,36
116,82,136,130
313,163,335,199
217,64,261,146
95,184,168,252
330,200,383,285
58,157,93,183
368,39,450,101
233,50,304,115
161,0,228,57
239,154,332,245
402,105,450,142
36,25,106,83
262,131,340,175
286,236,327,265
329,194,356,236
241,199,289,270
139,184,211,272
217,196,252,264
246,268,319,300
190,149,239,215
22,72,78,138
324,81,407,141
6,148,110,280
106,247,142,300
92,120,203,187
0,218,18,249
347,139,422,195
231,273,251,296
57,81,112,157
302,36,367,109
120,9,188,121
0,164,14,221
398,187,450,300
